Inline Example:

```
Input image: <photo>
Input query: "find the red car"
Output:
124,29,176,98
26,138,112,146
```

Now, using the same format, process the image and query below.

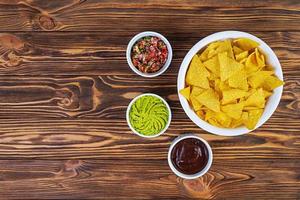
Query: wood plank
0,75,298,119
0,32,299,75
0,1,299,32
0,159,299,199
0,118,299,160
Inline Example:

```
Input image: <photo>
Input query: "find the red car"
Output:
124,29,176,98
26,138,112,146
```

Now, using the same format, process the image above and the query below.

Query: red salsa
131,36,168,73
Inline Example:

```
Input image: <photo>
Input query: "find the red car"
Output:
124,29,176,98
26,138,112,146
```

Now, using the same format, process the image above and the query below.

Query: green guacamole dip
129,95,169,136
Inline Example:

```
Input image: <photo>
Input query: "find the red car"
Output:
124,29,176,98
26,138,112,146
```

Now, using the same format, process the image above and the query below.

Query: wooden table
0,1,299,199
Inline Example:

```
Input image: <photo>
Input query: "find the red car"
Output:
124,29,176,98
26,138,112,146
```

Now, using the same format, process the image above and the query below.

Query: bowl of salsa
126,31,173,77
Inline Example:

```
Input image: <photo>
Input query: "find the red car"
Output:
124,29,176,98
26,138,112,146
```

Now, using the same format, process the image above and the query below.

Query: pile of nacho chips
180,38,284,130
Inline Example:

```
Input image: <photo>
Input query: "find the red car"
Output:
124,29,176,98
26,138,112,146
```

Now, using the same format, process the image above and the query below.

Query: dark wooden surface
0,0,299,199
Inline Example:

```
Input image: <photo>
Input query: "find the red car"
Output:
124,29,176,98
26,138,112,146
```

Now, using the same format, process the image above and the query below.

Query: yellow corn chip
245,52,259,74
248,70,274,88
228,68,248,90
220,80,231,91
199,41,222,61
196,110,205,119
233,38,259,51
216,40,234,59
190,96,202,111
221,102,244,120
208,118,222,127
255,48,265,68
222,89,248,105
205,109,215,121
244,109,263,130
179,86,191,101
239,57,247,64
233,45,243,55
263,76,284,91
241,111,249,123
218,52,244,81
205,40,234,60
199,49,209,61
196,88,220,112
262,89,272,98
231,118,243,128
245,88,265,108
186,55,210,89
236,51,249,62
203,55,220,77
214,112,232,128
191,86,204,97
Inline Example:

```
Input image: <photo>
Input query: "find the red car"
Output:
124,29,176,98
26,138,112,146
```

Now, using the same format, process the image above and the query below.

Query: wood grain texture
0,159,299,199
0,32,299,75
0,0,299,199
0,0,299,32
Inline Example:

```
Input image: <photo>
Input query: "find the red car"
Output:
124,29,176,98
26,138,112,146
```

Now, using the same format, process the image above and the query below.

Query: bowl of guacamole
126,93,172,138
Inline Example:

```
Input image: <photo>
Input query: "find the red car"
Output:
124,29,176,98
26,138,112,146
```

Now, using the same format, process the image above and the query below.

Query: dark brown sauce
171,138,209,175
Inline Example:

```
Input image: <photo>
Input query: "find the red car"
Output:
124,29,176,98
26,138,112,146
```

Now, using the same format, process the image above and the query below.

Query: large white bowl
177,31,284,136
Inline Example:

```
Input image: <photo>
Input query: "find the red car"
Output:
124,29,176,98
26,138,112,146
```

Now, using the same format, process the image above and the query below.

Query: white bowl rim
168,134,213,179
126,31,173,78
126,93,172,138
177,30,284,136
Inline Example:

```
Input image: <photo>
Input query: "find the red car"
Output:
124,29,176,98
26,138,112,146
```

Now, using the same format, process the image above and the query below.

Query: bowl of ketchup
168,134,213,179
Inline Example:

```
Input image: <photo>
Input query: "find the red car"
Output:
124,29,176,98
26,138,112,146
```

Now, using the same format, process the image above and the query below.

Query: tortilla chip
221,102,244,120
191,86,204,97
205,40,234,60
205,109,215,121
263,76,284,91
196,110,205,119
233,45,243,55
199,41,222,61
179,86,191,101
205,110,232,128
214,112,232,128
255,48,265,68
248,71,274,88
216,40,234,59
218,52,244,81
262,89,272,98
236,51,249,62
239,57,247,64
245,52,259,74
231,118,243,128
245,88,265,108
203,55,220,77
186,55,210,89
190,96,202,111
196,88,220,112
228,68,248,90
244,109,263,130
233,38,259,51
222,89,248,105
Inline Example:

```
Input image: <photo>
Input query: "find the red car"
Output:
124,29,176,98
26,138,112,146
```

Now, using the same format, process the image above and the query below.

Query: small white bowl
126,93,172,138
177,31,284,136
168,134,213,179
126,31,173,77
